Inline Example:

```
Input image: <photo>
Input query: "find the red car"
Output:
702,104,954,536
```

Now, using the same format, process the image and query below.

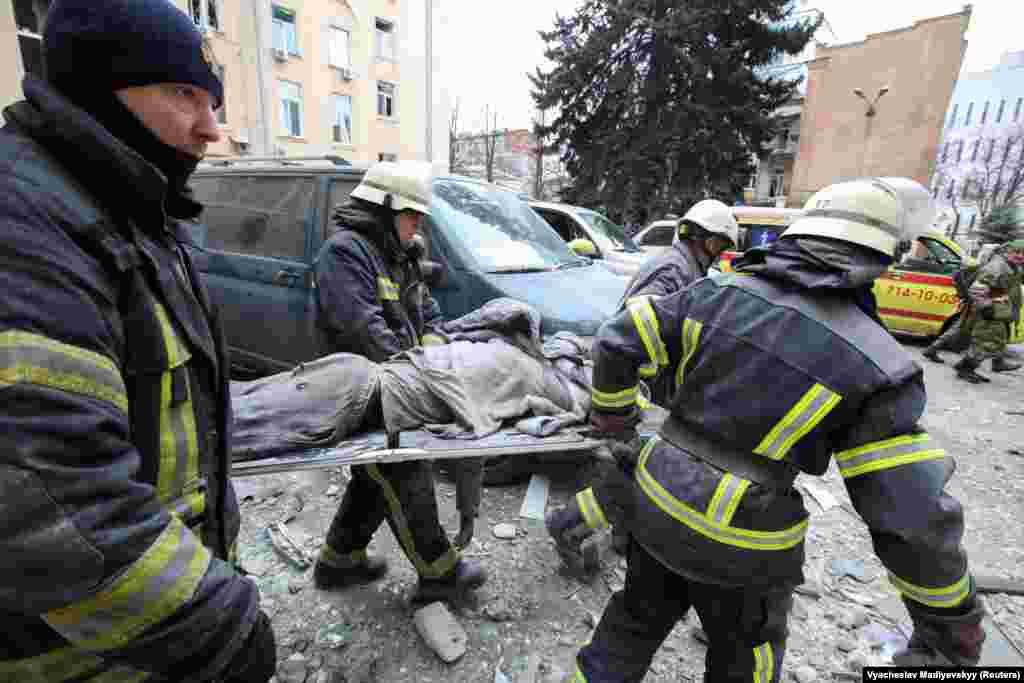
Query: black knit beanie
42,0,224,206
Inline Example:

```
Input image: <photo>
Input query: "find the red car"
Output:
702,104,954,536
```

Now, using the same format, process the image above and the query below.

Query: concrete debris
315,622,354,649
325,484,341,497
975,573,1024,597
268,522,313,569
836,635,858,653
794,664,818,683
692,627,709,645
492,523,518,540
413,601,468,663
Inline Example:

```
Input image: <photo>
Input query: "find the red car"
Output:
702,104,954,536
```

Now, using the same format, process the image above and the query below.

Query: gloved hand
607,436,643,472
894,601,986,667
589,408,641,441
222,610,277,683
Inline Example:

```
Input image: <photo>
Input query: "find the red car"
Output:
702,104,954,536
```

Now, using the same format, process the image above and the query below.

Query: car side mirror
420,259,448,288
568,238,599,258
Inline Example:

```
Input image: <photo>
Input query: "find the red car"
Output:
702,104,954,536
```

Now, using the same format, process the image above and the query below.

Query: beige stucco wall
790,9,970,207
1,0,26,111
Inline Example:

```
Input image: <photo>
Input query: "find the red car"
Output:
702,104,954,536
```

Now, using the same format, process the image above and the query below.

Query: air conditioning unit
272,48,288,62
339,67,353,81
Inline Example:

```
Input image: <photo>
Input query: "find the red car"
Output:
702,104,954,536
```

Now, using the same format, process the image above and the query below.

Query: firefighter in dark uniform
547,200,739,569
566,178,986,682
312,161,487,601
0,1,275,681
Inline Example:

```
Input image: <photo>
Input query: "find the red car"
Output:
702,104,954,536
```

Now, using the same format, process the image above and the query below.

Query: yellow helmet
785,179,909,258
351,161,433,215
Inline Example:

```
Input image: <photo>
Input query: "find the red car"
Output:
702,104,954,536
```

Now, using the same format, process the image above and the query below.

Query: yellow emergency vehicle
718,217,1024,343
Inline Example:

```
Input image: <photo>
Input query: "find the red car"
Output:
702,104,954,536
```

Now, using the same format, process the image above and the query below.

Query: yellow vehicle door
873,235,963,338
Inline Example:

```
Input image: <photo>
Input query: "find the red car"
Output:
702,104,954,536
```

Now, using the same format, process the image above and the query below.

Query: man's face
704,235,733,259
396,210,424,244
115,83,221,158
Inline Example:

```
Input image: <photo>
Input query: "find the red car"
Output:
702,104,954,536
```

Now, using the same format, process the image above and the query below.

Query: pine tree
531,0,819,222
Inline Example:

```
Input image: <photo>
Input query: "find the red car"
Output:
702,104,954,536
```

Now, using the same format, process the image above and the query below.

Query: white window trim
190,0,222,33
377,81,397,119
279,80,304,138
374,17,397,61
331,93,354,145
328,25,351,69
272,5,301,56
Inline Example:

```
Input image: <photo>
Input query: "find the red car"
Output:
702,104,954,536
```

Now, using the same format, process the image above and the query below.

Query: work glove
222,610,277,683
894,600,986,667
589,408,641,440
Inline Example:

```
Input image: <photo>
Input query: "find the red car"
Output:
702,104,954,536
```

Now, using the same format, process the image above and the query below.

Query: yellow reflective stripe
754,384,841,461
706,473,750,528
574,667,589,682
377,276,400,301
627,298,669,370
639,362,658,378
0,330,128,414
636,392,652,410
43,516,212,650
889,571,971,609
319,545,370,569
152,303,201,509
0,645,104,681
753,642,774,683
366,463,459,578
835,433,945,478
92,667,150,683
421,333,445,346
150,302,190,366
637,437,807,550
675,318,703,388
576,488,609,531
592,384,639,409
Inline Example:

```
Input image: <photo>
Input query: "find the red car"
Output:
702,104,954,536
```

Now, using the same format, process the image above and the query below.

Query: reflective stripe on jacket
592,269,976,612
0,76,256,682
616,241,709,403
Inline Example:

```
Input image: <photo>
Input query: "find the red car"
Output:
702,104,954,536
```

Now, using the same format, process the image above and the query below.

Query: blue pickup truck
185,158,628,377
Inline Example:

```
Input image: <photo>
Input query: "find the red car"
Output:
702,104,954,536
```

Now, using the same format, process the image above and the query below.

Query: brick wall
789,8,971,207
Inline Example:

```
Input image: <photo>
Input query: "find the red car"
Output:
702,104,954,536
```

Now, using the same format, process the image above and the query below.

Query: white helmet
874,177,938,238
678,199,739,248
351,161,433,215
784,178,910,259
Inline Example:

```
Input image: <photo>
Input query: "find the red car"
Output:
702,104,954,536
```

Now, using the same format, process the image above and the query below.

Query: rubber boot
992,356,1022,373
314,554,389,590
922,346,944,364
413,559,488,603
953,357,990,384
546,501,598,572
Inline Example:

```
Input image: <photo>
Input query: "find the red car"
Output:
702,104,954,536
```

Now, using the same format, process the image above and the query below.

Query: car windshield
432,179,581,272
576,209,641,251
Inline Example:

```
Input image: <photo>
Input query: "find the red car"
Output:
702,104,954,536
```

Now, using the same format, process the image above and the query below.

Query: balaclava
42,0,224,208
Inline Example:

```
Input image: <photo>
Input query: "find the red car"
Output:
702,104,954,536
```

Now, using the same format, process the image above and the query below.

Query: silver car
530,201,652,277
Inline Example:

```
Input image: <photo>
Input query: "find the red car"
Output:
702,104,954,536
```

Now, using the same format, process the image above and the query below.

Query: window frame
190,0,221,32
272,5,300,56
279,79,304,137
980,100,989,125
214,64,227,125
964,102,974,126
328,25,351,69
330,93,353,144
375,17,396,61
377,81,397,118
948,103,958,128
996,99,1006,124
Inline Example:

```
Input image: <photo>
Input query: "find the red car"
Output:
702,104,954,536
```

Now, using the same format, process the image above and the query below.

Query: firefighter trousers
575,540,792,683
322,460,459,578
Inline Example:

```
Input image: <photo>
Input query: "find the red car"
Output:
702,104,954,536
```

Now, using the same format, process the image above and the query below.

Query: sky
438,0,1023,134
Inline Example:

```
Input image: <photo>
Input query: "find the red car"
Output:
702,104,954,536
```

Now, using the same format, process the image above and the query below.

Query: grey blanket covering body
232,299,592,461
